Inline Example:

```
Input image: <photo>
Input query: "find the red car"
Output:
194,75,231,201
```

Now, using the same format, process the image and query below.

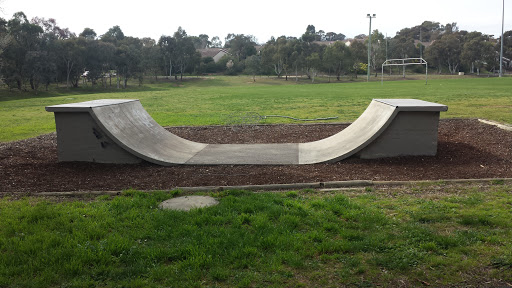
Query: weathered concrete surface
158,196,219,211
91,101,207,165
356,99,448,159
51,112,141,163
186,143,299,165
358,111,442,159
47,100,207,165
298,100,397,164
46,98,448,165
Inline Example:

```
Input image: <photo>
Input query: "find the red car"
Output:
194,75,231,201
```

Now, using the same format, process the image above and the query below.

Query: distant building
254,45,263,55
503,57,511,69
414,40,434,49
312,41,340,46
344,38,366,47
197,48,230,63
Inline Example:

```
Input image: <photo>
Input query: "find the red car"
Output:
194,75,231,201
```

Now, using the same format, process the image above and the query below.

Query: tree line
0,12,511,92
258,22,511,82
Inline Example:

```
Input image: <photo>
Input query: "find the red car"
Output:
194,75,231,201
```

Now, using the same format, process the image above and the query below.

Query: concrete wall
357,111,441,159
53,112,141,164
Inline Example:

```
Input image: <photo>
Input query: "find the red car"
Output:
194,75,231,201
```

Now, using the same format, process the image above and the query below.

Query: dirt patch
1,119,511,194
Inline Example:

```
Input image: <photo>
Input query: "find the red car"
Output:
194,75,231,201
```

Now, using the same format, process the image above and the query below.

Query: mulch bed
1,119,511,193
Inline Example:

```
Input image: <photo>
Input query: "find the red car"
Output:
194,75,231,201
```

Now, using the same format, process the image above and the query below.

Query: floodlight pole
367,14,376,82
499,0,504,77
419,28,423,59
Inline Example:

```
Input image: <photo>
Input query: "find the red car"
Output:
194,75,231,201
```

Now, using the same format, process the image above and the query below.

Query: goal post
381,58,428,85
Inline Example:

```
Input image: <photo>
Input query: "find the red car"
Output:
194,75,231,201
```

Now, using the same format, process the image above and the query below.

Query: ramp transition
46,99,447,165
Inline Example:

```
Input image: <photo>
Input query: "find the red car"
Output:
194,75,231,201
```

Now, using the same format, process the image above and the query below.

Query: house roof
197,48,229,58
312,40,343,46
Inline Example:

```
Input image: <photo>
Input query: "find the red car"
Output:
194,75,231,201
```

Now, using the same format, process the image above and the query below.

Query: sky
3,0,511,44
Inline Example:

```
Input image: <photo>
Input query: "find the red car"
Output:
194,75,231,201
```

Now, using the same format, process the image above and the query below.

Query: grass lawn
1,183,512,287
0,75,511,142
2,75,512,287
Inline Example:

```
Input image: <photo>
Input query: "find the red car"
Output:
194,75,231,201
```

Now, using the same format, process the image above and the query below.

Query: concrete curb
6,178,511,197
478,119,512,131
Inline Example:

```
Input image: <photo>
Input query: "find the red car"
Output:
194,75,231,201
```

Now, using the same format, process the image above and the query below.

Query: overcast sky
4,0,511,44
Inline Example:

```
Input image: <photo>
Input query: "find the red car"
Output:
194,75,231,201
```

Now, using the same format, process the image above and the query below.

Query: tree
141,42,163,82
245,55,261,81
27,17,70,91
158,35,175,78
425,32,463,74
80,28,97,40
305,52,321,82
24,49,55,92
316,30,325,41
0,17,11,77
325,32,345,41
190,34,210,49
261,36,293,79
210,36,222,48
84,40,115,86
498,30,512,64
368,30,386,77
443,22,458,34
394,21,443,42
289,39,305,82
224,33,256,61
31,17,74,39
440,33,462,74
1,12,43,90
305,25,316,35
324,41,351,80
425,39,443,74
172,27,200,80
261,38,281,77
348,40,367,78
197,56,217,74
101,25,124,43
58,37,86,88
461,32,493,74
115,37,142,87
158,27,201,80
301,25,316,43
389,34,417,76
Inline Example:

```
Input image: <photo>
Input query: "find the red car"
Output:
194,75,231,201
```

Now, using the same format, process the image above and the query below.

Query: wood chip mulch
1,119,511,194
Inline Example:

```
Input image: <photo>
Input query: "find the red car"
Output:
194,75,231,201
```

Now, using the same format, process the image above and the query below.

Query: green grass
1,75,512,142
1,184,512,287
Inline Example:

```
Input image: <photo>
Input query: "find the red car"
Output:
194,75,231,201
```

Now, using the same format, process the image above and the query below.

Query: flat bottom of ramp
158,196,219,211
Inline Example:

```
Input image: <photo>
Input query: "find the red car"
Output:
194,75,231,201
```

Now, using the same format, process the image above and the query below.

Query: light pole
499,0,504,77
367,14,376,82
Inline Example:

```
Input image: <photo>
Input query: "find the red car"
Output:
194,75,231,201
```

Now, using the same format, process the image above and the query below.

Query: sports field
1,76,512,287
1,76,511,142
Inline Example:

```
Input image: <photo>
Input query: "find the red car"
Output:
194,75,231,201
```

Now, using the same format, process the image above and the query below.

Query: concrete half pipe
46,99,447,165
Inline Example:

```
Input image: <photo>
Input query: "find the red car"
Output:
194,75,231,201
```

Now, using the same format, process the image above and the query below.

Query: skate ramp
46,99,447,165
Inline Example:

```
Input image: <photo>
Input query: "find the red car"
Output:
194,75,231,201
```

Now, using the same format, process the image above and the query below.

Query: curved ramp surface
46,99,447,165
